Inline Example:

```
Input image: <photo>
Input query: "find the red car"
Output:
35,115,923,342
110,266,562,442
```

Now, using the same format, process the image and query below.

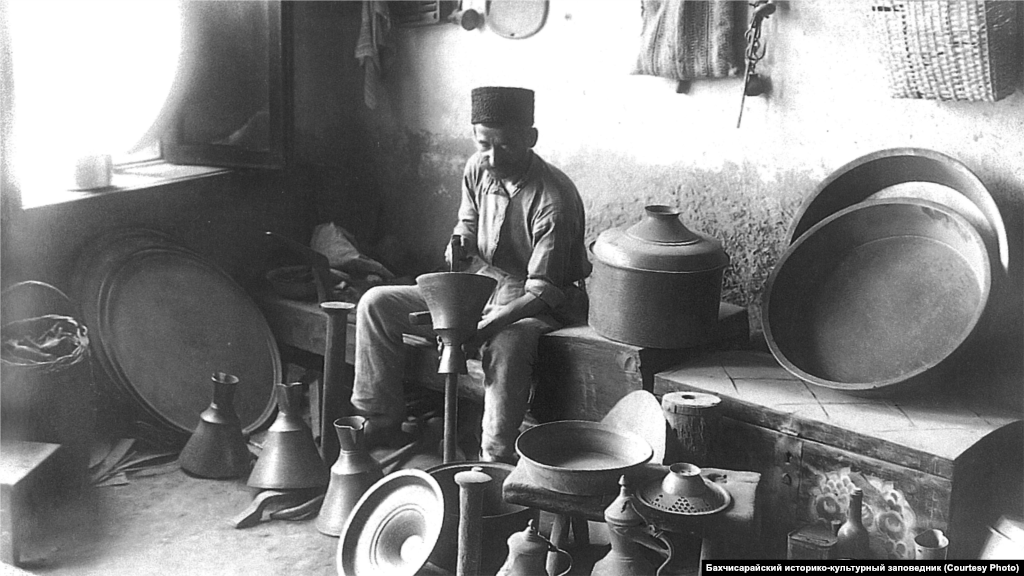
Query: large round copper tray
787,148,1008,274
765,199,990,396
73,229,278,437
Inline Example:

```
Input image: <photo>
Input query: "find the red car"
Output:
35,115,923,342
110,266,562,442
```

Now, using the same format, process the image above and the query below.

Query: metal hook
737,0,776,128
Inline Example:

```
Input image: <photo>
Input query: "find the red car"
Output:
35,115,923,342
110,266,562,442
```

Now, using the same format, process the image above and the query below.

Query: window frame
161,0,289,170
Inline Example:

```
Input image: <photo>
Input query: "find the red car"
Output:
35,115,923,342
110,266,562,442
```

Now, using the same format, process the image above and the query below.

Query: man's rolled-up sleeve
454,161,480,252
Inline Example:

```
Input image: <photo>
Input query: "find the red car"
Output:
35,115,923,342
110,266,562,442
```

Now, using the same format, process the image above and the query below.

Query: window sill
18,162,232,210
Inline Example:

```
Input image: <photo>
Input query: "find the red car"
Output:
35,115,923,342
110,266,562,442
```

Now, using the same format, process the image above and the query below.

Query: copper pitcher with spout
316,416,383,536
496,519,572,576
592,476,670,576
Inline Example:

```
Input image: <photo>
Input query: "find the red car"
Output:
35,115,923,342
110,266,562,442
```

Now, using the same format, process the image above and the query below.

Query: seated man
351,86,592,463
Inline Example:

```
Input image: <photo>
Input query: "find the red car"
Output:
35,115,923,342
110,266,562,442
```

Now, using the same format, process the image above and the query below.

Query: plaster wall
368,0,1024,289
364,0,1023,404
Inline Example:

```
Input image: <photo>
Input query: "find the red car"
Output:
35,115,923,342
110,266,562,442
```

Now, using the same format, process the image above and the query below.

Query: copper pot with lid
588,205,730,348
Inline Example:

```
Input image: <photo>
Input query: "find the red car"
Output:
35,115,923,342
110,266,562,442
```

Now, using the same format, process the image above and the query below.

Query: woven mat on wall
632,0,744,82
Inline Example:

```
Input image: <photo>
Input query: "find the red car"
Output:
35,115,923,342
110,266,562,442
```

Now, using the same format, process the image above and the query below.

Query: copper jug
592,476,668,576
247,382,329,490
179,372,252,479
496,519,572,576
316,416,383,536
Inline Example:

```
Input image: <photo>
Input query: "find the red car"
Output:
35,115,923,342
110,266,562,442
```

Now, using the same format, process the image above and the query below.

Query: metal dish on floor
764,198,990,396
72,229,279,440
787,148,1008,274
515,420,653,496
337,469,445,576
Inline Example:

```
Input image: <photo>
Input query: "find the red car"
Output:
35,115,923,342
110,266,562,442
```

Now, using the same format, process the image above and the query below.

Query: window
3,0,286,209
6,0,182,206
161,0,287,169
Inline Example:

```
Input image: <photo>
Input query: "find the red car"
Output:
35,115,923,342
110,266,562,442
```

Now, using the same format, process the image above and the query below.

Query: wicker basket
869,0,1021,101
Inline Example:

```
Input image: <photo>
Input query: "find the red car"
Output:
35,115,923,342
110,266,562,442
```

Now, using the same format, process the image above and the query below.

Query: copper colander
637,462,731,516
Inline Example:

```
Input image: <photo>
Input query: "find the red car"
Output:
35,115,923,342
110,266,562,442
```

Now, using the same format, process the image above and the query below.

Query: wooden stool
502,462,763,570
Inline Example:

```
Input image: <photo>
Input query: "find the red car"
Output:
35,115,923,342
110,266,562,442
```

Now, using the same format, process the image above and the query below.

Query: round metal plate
787,148,1009,273
337,470,445,576
487,0,548,39
73,229,279,438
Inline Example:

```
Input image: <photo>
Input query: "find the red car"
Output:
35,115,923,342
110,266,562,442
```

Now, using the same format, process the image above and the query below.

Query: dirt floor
9,466,341,576
4,452,615,576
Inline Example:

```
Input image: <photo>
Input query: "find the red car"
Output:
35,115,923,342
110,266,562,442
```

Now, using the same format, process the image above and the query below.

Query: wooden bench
256,292,749,422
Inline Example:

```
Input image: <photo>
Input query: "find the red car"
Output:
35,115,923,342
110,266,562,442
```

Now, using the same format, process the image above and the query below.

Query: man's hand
466,292,548,348
444,236,475,271
472,311,501,345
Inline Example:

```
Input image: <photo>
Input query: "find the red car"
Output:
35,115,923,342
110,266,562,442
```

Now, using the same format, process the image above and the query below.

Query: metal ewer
316,416,383,536
179,371,252,479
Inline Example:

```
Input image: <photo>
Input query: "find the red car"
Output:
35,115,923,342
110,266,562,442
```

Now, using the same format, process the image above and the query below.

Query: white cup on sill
73,153,113,190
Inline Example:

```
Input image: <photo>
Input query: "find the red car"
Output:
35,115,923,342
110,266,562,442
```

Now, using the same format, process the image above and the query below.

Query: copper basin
764,199,990,396
515,420,653,496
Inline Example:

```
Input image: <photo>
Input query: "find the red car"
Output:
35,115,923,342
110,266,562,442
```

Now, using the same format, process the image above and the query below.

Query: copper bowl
764,198,990,396
515,420,653,496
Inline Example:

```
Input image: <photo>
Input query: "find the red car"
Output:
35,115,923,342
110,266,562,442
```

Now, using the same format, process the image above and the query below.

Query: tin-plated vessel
589,205,729,348
179,372,251,479
316,416,383,536
247,382,328,490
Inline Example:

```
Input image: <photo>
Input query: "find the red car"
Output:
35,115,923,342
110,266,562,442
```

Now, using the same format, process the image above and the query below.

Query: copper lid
592,205,729,273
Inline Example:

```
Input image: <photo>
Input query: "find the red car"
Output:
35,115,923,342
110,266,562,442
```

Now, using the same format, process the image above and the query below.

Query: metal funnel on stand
414,271,496,462
416,272,497,373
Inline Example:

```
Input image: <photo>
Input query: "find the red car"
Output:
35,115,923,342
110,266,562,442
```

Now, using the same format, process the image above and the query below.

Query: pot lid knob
627,205,702,245
592,204,730,272
604,475,645,527
507,519,553,555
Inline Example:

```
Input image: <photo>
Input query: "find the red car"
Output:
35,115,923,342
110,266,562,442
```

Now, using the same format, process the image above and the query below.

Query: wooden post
320,301,356,465
661,391,722,467
454,467,491,576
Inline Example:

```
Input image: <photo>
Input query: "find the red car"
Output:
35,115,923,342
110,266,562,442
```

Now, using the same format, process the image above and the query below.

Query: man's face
473,124,535,182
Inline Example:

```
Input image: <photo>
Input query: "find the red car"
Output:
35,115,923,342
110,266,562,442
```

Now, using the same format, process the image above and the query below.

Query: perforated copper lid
637,463,731,516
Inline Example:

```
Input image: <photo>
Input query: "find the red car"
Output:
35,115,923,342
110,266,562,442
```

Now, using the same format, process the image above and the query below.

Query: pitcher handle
549,544,573,576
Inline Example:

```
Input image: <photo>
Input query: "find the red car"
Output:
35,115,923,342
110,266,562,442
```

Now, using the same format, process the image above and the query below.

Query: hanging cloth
632,0,743,81
354,1,394,109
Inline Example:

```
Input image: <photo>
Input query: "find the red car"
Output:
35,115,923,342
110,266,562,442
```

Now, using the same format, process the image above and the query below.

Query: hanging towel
632,0,743,81
355,1,394,109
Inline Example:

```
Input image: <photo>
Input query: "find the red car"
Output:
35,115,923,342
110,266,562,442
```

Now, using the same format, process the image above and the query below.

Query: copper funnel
247,382,329,490
415,272,496,332
416,272,496,374
179,372,252,479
